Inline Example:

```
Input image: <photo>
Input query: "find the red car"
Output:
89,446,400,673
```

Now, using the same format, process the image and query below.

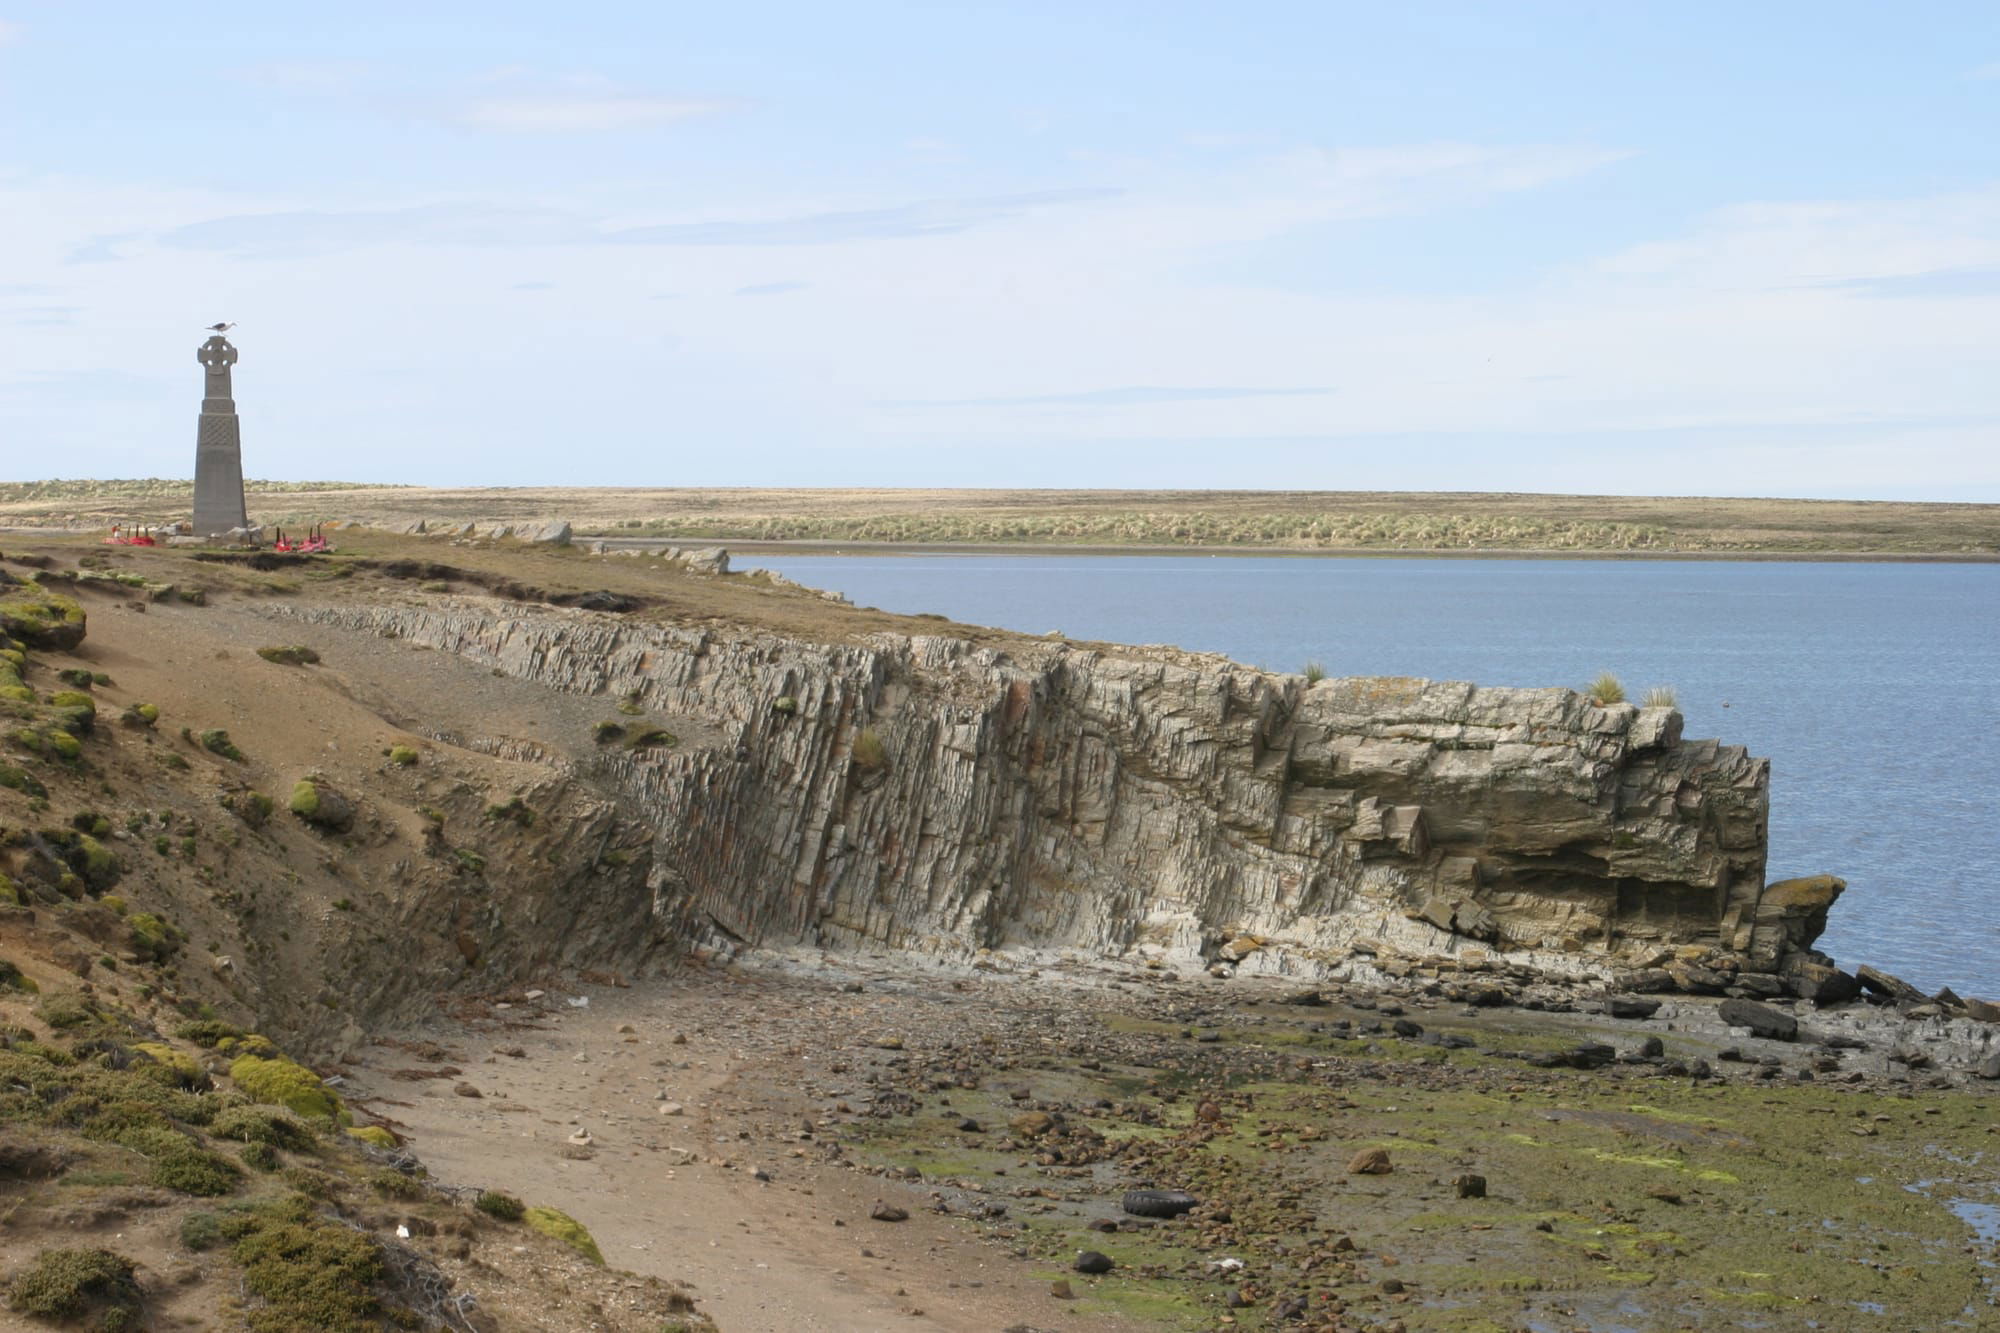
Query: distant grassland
618,510,1681,550
2,482,1995,555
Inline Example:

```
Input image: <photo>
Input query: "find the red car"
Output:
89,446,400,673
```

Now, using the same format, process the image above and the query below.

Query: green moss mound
386,745,418,767
523,1206,605,1264
229,1055,347,1126
0,591,86,650
344,1125,396,1149
199,728,244,761
5,1247,140,1322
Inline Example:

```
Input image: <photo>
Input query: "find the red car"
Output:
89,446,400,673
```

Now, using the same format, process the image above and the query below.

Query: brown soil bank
4,482,1998,556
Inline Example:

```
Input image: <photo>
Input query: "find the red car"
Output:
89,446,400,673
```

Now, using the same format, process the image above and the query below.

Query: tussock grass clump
1642,685,1679,709
851,727,888,773
1302,661,1326,685
254,645,320,666
386,745,418,767
199,729,244,761
1585,672,1626,705
5,1247,141,1323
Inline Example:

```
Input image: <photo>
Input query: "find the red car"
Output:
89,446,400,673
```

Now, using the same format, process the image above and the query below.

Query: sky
1,2,1998,498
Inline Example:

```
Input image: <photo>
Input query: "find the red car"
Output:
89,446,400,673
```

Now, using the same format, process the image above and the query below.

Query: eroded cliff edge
285,597,1822,986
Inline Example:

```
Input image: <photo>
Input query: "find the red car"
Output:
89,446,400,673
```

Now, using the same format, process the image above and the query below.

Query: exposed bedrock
288,600,1801,978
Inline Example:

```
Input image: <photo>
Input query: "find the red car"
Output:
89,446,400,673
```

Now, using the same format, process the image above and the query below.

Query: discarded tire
1121,1189,1198,1218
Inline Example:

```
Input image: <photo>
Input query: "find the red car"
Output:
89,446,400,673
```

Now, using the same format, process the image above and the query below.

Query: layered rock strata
286,600,1795,978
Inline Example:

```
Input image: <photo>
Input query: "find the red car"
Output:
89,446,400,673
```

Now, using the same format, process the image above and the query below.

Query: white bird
204,322,236,333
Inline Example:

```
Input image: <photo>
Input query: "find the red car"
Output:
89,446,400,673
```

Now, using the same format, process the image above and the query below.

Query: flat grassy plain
3,480,1997,556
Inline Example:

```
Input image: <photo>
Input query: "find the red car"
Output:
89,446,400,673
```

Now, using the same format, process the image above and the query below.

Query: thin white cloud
453,94,726,133
1973,61,2000,80
0,19,21,46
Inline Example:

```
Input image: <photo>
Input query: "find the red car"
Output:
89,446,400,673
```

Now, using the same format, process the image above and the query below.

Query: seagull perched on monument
204,322,236,333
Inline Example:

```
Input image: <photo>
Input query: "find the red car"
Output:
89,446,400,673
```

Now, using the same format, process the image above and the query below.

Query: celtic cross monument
192,335,248,536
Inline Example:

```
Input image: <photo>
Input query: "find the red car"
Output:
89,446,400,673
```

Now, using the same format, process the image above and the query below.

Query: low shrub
369,1168,424,1200
180,1211,224,1251
228,1196,385,1330
475,1190,525,1222
212,1104,318,1150
229,791,276,828
484,796,532,826
240,1141,278,1171
4,1247,141,1323
121,702,160,729
591,720,625,744
386,745,418,767
626,726,677,750
199,729,244,761
254,645,321,666
344,1125,396,1149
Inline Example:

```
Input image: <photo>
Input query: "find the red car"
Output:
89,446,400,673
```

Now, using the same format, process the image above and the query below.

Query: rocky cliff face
282,595,1806,983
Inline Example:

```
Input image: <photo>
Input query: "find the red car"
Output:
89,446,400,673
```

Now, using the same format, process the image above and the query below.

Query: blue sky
2,2,1998,497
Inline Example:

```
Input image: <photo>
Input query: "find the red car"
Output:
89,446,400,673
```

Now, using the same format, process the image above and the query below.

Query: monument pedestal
192,336,247,536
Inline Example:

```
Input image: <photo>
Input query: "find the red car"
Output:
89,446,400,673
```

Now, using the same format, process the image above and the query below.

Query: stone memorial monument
192,334,248,536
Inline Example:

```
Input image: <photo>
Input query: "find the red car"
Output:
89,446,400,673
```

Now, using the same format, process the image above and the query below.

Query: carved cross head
197,336,238,370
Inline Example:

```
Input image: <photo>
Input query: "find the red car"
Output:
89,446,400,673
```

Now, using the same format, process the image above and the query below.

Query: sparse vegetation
255,645,321,666
476,1190,526,1221
1585,672,1627,705
1642,685,1679,709
1302,660,1325,684
386,745,419,766
591,720,625,743
626,726,677,750
851,727,887,772
484,795,533,826
199,728,244,761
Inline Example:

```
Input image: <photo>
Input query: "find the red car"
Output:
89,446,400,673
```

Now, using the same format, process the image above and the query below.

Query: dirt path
345,964,1144,1333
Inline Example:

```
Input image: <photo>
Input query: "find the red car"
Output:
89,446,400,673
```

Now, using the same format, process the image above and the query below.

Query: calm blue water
743,555,2000,996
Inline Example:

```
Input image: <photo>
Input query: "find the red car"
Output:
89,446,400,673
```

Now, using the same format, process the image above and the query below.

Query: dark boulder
1857,965,1925,1003
1789,963,1861,1007
1719,997,1798,1041
1606,996,1662,1020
